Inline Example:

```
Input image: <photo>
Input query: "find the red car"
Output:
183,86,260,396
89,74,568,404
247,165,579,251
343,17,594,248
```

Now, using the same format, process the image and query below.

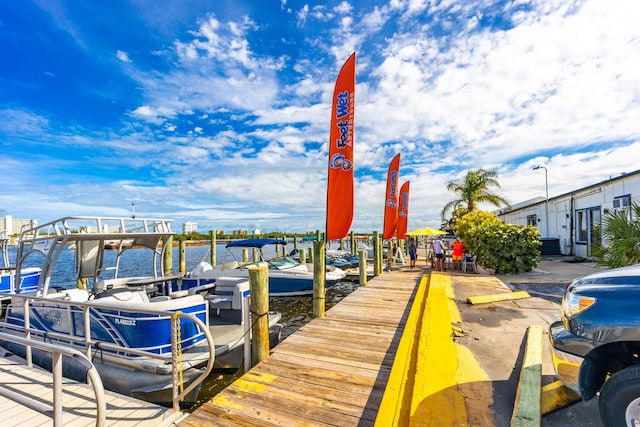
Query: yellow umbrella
406,226,447,236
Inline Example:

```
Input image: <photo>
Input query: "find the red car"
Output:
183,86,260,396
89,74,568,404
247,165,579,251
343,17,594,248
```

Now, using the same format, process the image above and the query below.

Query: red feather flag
326,52,356,241
397,181,410,240
383,153,401,240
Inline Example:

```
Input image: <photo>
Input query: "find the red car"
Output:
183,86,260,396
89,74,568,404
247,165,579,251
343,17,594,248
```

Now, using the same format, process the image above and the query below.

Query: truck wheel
599,364,640,427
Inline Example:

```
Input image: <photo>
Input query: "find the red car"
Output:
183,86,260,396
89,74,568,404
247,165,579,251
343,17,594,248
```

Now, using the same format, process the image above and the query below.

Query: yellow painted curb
410,273,469,426
541,381,581,415
467,291,530,305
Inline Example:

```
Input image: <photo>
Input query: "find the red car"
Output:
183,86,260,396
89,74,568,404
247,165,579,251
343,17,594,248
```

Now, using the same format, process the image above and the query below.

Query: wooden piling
350,231,355,255
209,230,216,266
179,240,186,274
299,249,306,263
242,248,248,263
358,249,368,286
313,240,326,318
163,235,173,275
248,266,270,366
373,231,381,276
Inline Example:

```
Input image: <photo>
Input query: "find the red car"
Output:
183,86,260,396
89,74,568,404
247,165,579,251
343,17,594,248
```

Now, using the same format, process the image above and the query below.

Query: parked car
549,263,640,427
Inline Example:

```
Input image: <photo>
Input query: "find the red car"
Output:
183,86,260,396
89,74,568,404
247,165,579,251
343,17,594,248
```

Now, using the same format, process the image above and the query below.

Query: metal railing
2,294,216,410
0,331,106,427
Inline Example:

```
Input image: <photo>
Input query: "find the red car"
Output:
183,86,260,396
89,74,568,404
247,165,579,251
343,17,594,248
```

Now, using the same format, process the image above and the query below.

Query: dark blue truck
550,263,640,427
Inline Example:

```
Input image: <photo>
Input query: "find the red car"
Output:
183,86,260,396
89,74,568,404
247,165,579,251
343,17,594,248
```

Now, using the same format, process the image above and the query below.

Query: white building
497,169,640,258
183,222,198,234
0,216,38,236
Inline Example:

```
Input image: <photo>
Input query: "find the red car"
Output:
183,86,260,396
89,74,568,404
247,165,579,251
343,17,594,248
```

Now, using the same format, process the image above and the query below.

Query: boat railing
0,230,10,268
19,216,174,242
2,294,215,410
0,330,107,427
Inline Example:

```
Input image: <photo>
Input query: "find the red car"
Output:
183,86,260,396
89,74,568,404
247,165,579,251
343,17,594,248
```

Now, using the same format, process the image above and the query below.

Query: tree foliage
592,203,640,268
441,168,511,223
456,210,541,274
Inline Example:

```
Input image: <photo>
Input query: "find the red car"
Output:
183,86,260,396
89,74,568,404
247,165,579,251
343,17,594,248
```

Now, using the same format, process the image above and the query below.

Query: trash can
539,238,561,255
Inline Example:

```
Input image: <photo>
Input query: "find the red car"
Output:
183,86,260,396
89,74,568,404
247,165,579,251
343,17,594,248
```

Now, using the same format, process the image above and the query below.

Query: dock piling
248,266,270,366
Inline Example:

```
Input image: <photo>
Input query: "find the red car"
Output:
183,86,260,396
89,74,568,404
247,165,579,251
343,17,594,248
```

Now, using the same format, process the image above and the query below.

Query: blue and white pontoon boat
0,230,41,303
0,217,282,407
185,238,347,296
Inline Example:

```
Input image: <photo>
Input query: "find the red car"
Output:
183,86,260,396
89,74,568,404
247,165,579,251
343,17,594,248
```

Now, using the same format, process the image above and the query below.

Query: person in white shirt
432,236,445,271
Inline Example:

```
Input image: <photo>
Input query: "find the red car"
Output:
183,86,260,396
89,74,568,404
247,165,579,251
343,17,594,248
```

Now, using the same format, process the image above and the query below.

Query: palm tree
441,168,511,221
592,203,640,268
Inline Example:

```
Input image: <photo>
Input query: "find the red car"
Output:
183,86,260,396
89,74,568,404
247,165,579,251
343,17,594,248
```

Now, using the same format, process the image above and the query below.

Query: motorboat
326,249,360,269
185,238,347,296
0,230,41,305
0,217,282,407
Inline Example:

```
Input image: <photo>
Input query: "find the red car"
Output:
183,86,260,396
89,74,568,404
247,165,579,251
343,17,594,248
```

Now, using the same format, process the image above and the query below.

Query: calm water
8,241,309,289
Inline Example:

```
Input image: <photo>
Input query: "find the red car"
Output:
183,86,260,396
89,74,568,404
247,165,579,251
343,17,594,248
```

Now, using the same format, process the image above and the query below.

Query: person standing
409,237,417,268
432,236,445,271
451,237,465,271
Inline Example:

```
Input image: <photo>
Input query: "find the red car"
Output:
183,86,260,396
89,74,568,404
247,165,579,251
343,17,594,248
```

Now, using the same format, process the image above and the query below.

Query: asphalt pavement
449,256,608,426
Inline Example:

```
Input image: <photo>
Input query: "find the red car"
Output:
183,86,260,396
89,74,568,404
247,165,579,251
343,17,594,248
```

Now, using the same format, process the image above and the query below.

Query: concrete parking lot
449,256,607,426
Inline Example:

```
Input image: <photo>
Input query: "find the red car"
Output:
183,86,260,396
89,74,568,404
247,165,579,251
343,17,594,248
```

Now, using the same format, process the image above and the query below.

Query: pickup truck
550,263,640,427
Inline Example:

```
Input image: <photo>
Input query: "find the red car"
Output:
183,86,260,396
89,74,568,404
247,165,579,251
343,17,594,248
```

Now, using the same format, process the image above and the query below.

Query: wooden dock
0,353,185,426
179,266,422,426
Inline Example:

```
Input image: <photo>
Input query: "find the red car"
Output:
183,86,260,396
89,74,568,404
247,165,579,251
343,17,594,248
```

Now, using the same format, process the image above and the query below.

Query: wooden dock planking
0,354,185,427
181,267,421,426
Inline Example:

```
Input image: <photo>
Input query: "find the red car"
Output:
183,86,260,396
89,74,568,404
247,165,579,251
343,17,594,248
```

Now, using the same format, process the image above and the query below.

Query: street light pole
533,166,548,237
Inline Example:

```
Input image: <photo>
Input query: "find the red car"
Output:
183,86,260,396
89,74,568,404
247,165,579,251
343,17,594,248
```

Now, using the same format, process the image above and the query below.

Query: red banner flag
383,153,401,240
326,52,356,241
397,181,410,240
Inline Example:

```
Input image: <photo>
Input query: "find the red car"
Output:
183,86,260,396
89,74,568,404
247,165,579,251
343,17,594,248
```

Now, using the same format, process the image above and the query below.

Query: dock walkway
0,353,185,427
180,266,422,426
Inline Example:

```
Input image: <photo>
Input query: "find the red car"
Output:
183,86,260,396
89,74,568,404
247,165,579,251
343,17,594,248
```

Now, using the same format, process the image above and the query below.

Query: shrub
592,203,640,268
456,211,541,274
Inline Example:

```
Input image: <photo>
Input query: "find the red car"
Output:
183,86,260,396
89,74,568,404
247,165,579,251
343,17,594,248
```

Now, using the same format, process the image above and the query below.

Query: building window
526,215,537,226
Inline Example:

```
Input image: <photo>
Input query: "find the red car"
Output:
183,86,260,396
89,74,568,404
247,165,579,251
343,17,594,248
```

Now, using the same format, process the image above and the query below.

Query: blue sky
1,0,639,234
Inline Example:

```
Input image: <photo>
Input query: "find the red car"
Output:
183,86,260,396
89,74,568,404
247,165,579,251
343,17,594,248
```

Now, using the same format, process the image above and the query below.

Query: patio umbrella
406,226,447,236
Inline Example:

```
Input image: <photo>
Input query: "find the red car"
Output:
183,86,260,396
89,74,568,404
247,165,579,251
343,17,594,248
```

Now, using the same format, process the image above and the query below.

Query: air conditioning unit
613,196,631,209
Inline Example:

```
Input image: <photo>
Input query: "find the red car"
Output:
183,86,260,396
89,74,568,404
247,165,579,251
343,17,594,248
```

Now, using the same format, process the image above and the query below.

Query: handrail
19,216,174,242
0,331,106,427
3,293,216,410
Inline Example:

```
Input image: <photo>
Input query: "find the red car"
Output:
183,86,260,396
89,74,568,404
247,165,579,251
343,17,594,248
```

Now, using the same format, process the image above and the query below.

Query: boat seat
187,282,216,296
64,288,90,302
94,289,150,304
220,261,240,270
212,277,249,310
205,296,233,310
94,277,133,292
168,290,189,298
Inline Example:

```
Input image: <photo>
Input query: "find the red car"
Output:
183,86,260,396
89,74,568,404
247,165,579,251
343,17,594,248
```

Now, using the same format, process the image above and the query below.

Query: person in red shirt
451,237,465,271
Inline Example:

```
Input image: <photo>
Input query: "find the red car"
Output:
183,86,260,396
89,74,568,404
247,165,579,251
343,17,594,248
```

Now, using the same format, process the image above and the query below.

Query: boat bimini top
15,216,174,296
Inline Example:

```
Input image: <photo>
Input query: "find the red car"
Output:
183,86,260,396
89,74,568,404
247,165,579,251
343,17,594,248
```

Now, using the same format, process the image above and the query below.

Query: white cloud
5,0,640,233
116,50,131,63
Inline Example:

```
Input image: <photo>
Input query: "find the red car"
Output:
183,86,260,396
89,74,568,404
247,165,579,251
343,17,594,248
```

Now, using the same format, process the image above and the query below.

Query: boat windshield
266,256,299,270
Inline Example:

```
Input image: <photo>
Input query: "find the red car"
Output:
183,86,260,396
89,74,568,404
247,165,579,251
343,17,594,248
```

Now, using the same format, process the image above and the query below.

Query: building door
576,206,601,257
